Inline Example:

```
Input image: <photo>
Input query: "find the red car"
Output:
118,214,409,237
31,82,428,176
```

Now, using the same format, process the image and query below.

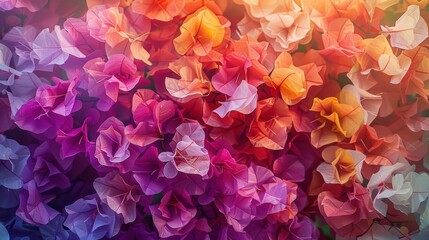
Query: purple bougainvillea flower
132,146,167,195
149,189,197,238
95,116,138,173
64,194,123,240
29,141,72,192
0,135,30,189
56,118,93,159
93,171,141,224
159,122,210,178
16,180,59,225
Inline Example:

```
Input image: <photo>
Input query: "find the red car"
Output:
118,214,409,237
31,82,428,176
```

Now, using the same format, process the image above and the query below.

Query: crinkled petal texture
213,80,258,118
247,98,292,150
310,85,364,148
159,122,210,178
95,117,138,173
0,135,30,189
165,56,212,102
149,190,197,238
381,5,428,50
173,7,225,56
64,194,123,240
93,171,141,224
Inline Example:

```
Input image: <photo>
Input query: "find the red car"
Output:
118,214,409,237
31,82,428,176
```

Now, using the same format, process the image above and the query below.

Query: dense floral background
0,0,429,239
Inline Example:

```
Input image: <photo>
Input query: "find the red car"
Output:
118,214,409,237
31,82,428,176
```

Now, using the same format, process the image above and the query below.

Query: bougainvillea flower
159,122,210,178
260,11,311,52
351,125,403,165
356,35,403,76
86,5,151,64
211,40,269,96
95,117,138,173
318,182,380,237
236,0,300,19
132,146,168,195
381,5,428,50
35,77,81,117
93,171,141,224
265,52,307,105
125,89,176,147
0,135,30,189
64,194,123,239
310,85,365,148
173,7,226,56
56,119,93,159
165,56,212,102
132,0,184,21
16,180,59,225
321,18,363,57
30,142,72,192
317,146,365,184
213,80,257,118
149,190,197,238
247,98,292,150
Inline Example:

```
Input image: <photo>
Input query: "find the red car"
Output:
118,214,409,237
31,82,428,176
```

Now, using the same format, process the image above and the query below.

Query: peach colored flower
165,56,212,103
173,7,226,56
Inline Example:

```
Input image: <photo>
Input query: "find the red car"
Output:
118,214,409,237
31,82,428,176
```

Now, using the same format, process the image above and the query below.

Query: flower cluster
0,0,429,239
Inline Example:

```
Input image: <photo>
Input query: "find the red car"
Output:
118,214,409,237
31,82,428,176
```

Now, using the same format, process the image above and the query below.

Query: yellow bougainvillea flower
317,146,365,184
173,7,226,56
356,35,402,76
264,52,307,105
310,85,365,148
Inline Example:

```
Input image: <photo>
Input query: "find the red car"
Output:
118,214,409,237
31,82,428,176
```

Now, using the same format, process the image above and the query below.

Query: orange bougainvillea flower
355,35,402,76
234,0,300,19
165,56,212,103
317,146,365,184
310,85,365,148
131,0,184,21
265,52,308,105
173,7,226,56
247,97,293,150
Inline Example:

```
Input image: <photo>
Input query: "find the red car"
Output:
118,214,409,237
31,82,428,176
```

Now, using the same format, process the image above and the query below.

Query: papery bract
93,171,141,224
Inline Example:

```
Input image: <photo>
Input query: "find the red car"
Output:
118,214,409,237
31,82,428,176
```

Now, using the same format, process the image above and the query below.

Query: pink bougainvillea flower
381,5,428,50
213,80,257,118
173,7,226,56
125,89,176,147
83,54,141,111
86,5,151,64
247,97,292,150
93,171,141,224
95,117,139,173
165,56,212,103
316,146,365,184
35,77,81,117
318,182,380,237
159,122,210,178
149,190,197,238
310,85,365,148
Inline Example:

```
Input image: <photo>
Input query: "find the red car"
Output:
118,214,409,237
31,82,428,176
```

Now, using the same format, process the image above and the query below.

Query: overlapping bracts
0,0,429,239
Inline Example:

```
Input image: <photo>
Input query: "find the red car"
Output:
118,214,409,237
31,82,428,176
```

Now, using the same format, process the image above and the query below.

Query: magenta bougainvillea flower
1,0,429,239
